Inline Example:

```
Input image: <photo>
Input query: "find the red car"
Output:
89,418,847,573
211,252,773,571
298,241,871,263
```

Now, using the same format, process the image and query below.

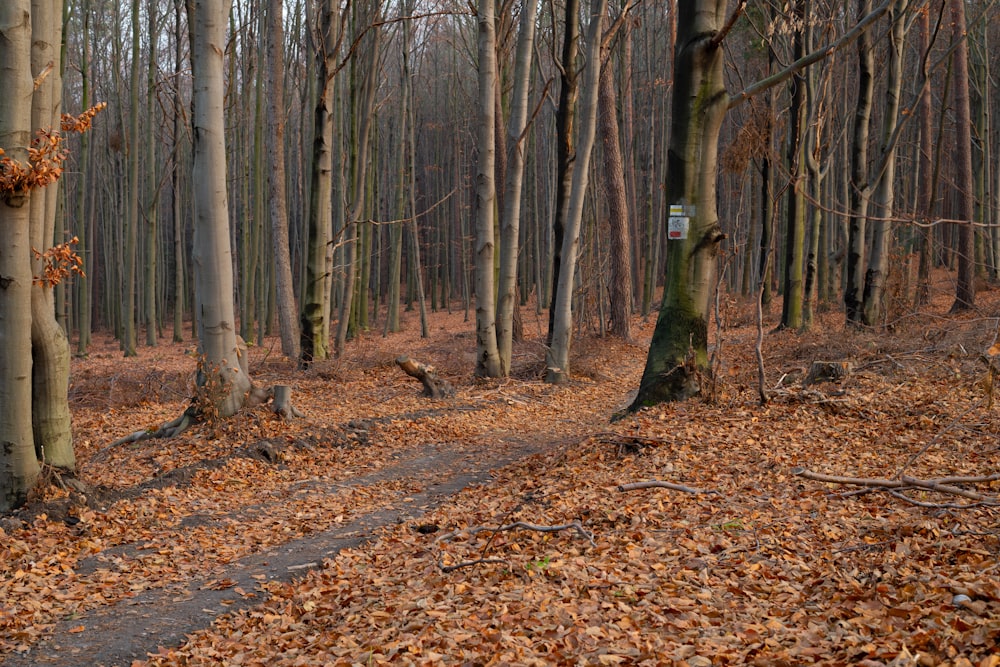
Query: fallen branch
792,467,1000,506
436,520,596,548
103,384,303,452
618,481,718,495
439,557,508,573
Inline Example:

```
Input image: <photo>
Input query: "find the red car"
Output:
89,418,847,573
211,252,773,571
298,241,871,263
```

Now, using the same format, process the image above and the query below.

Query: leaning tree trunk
630,0,728,407
495,0,538,376
0,0,41,510
188,0,251,417
266,0,300,359
546,0,607,384
334,0,380,356
473,0,502,378
30,0,75,470
547,0,580,344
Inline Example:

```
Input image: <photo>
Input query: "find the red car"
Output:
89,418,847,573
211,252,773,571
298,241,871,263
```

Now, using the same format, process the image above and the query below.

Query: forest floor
2,272,1000,667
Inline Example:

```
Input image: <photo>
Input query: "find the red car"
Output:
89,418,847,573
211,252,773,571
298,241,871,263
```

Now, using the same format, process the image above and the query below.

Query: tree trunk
630,1,728,407
171,0,185,343
300,0,338,367
495,0,538,376
473,0,502,378
913,0,933,307
948,0,975,311
30,0,74,470
546,0,607,384
0,0,41,511
121,0,139,357
844,0,874,325
266,0,300,359
144,0,158,347
861,0,906,326
335,0,380,356
188,0,251,417
76,0,93,354
598,10,634,342
547,0,580,344
780,0,805,330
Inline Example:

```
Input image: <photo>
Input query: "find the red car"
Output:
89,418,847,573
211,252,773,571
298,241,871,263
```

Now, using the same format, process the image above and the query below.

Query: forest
1,0,1000,664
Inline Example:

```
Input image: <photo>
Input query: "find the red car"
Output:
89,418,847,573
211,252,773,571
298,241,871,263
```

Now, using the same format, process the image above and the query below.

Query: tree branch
618,481,717,494
728,0,893,109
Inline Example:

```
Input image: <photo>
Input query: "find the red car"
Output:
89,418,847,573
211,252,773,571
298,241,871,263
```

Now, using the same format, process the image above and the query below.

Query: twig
618,481,718,495
439,558,508,573
886,489,990,510
436,520,597,548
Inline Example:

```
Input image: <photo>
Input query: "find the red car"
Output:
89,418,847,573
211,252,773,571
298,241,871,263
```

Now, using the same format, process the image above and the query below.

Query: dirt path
2,432,569,667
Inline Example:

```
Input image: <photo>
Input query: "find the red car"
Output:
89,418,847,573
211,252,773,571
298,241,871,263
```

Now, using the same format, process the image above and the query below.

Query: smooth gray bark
473,0,502,377
188,0,251,417
0,0,41,511
546,0,606,384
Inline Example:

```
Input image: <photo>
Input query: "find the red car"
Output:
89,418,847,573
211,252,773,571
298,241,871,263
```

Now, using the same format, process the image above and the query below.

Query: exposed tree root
104,384,305,451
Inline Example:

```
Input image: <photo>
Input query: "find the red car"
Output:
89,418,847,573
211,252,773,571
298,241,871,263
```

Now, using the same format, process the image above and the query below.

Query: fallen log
395,355,455,398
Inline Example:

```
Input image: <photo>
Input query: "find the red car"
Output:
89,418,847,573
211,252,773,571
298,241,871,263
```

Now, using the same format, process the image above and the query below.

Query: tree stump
271,384,305,419
395,356,455,398
803,360,853,386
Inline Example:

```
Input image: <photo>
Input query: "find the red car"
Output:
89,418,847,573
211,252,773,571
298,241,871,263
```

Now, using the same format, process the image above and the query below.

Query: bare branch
618,481,717,495
711,0,747,49
728,0,893,109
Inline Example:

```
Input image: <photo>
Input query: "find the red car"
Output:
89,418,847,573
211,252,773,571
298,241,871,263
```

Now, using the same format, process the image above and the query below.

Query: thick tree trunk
630,0,727,407
0,0,41,511
266,0,300,359
473,0,502,378
188,0,251,417
30,0,74,470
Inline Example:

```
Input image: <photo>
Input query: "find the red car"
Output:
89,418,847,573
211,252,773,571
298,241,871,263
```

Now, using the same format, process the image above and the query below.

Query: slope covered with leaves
3,278,1000,666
